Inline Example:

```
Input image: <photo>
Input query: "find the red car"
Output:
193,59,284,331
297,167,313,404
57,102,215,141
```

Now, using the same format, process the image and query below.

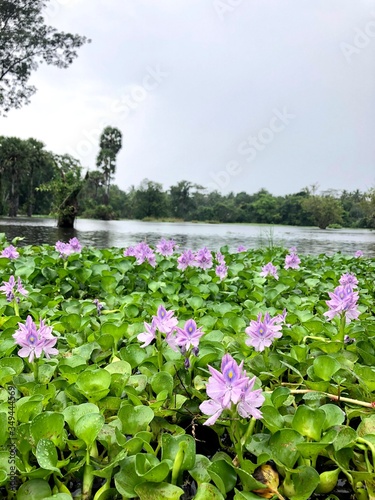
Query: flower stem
241,417,256,448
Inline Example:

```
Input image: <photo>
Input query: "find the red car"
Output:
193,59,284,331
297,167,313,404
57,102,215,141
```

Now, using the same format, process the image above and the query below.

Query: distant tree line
0,135,374,229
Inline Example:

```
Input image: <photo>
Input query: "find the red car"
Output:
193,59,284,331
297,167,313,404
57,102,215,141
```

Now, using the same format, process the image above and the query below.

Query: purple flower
199,354,264,425
237,378,265,419
156,238,177,257
260,262,279,280
55,241,74,258
93,299,103,315
215,263,228,281
324,285,360,323
216,251,225,265
237,245,246,253
154,305,178,334
69,237,82,252
177,249,196,270
284,253,301,270
1,245,19,259
0,276,28,302
339,273,358,288
13,316,58,362
124,246,136,257
355,250,363,258
133,242,156,267
137,319,157,347
245,312,284,352
175,319,204,351
195,247,213,270
289,246,298,253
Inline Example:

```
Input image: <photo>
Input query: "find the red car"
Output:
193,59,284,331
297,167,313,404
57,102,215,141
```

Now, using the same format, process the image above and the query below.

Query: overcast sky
1,0,374,196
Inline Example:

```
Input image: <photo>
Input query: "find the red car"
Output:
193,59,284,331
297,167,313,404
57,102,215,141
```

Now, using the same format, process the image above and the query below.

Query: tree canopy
0,0,90,114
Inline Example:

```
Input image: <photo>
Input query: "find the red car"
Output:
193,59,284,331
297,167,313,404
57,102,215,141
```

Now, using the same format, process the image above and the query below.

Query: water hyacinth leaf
235,467,267,493
30,412,65,447
104,360,132,376
187,296,204,310
208,459,237,494
63,403,100,431
269,430,304,469
120,344,148,368
333,427,357,451
0,413,7,446
135,453,170,482
61,313,81,331
134,481,184,499
151,371,173,397
354,365,375,392
16,395,44,424
16,479,52,499
74,413,105,448
35,438,61,475
118,405,154,435
283,465,320,500
234,490,267,500
271,387,291,409
194,482,225,499
357,414,375,437
260,406,285,434
313,355,341,381
101,323,127,344
296,442,330,459
320,404,345,430
292,405,326,441
188,454,211,484
0,356,24,375
75,368,111,401
0,366,16,385
161,434,196,471
114,456,145,497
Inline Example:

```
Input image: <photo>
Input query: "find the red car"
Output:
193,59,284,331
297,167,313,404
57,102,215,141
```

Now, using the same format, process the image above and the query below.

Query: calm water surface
0,217,374,256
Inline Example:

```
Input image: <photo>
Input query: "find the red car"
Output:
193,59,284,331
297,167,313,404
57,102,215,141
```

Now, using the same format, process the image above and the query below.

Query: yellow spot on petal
228,370,233,379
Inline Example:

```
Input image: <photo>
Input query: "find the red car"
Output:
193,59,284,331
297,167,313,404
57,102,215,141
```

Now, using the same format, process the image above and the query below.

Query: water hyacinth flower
260,262,279,280
153,305,178,334
355,250,363,258
245,311,285,352
339,273,358,288
175,319,204,351
55,241,74,257
137,318,158,347
324,284,360,323
199,354,264,425
237,245,246,253
13,316,58,362
177,249,196,270
215,263,228,281
0,276,28,302
124,241,156,267
156,238,177,256
1,245,19,259
69,237,82,252
284,253,301,270
195,247,213,270
93,299,103,315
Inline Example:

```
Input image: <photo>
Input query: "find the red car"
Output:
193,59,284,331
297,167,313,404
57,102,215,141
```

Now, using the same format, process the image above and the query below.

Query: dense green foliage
0,236,375,499
0,0,89,114
1,135,375,228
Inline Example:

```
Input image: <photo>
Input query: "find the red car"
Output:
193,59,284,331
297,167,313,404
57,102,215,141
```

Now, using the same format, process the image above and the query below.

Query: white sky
1,0,375,196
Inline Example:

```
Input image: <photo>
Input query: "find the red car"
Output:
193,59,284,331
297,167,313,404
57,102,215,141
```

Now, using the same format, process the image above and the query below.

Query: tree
133,179,168,219
96,127,122,205
0,0,90,115
301,195,343,229
38,154,85,227
0,136,30,216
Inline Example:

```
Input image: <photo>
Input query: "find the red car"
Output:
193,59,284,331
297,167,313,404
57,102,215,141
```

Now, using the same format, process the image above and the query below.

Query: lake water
0,217,374,256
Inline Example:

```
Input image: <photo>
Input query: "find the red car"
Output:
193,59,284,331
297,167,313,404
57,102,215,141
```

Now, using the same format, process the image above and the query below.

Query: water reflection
0,217,374,256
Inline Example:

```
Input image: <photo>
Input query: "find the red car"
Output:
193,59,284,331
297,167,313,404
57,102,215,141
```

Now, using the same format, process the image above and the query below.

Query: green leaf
313,355,341,381
151,372,173,397
118,405,154,435
161,434,196,471
188,454,211,485
135,454,170,482
35,438,61,475
75,368,111,401
63,403,99,431
292,405,326,441
74,413,105,448
208,459,237,494
193,482,225,499
269,430,304,468
30,412,65,447
16,479,52,500
134,481,184,499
